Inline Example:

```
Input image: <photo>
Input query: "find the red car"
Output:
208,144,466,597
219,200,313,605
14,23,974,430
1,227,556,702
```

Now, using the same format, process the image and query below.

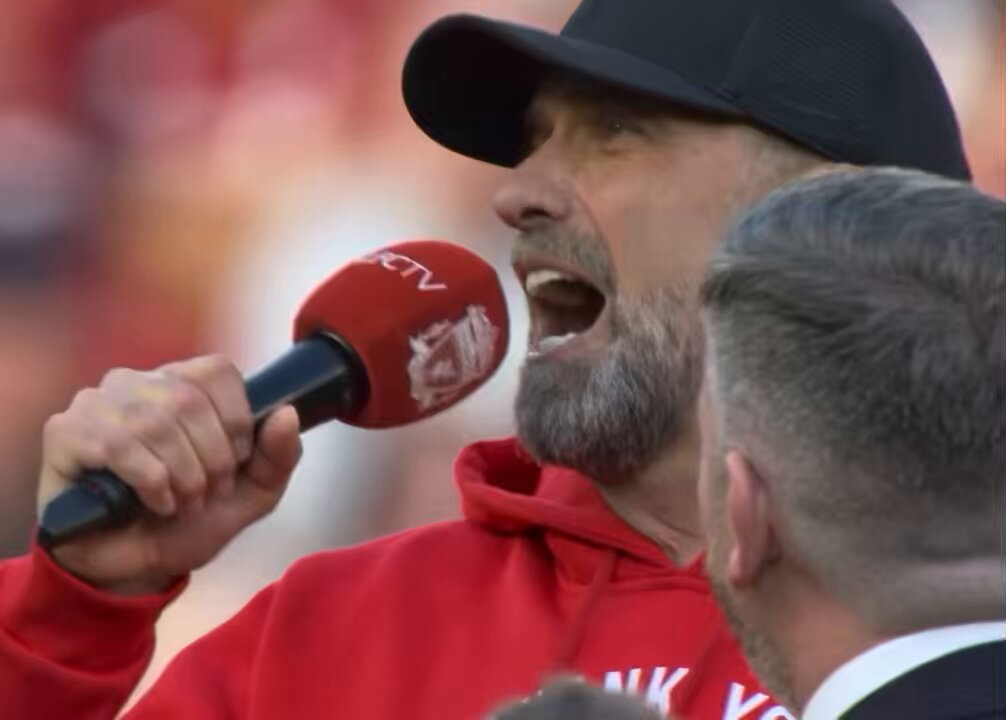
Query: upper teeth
537,333,577,353
525,269,576,297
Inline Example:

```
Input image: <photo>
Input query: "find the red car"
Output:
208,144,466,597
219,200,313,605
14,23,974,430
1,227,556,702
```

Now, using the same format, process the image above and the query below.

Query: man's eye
602,116,626,134
598,114,641,138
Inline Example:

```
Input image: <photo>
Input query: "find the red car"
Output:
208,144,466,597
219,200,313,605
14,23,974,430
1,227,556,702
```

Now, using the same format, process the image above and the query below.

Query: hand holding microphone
36,241,509,594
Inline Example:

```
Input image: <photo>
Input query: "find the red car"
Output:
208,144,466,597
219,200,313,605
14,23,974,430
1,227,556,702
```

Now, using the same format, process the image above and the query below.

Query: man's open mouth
516,259,609,357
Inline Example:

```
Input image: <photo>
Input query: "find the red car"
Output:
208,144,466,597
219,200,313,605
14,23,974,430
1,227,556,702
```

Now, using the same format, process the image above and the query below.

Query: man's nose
492,154,574,231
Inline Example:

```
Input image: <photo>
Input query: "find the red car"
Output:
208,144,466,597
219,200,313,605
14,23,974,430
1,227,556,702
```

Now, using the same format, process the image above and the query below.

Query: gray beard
514,288,703,484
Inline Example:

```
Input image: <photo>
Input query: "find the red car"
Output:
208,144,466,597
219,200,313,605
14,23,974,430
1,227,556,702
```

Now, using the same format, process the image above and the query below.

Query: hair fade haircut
701,167,1005,632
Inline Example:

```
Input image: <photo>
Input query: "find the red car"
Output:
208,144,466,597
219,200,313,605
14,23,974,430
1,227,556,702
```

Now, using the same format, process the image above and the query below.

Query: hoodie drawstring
544,547,731,718
551,548,619,672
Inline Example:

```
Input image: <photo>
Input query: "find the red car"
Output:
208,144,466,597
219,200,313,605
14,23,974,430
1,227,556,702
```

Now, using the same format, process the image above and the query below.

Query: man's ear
724,449,779,589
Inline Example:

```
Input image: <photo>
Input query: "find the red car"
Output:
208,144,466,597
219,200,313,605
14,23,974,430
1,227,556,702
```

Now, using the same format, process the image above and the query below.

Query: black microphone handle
36,334,368,550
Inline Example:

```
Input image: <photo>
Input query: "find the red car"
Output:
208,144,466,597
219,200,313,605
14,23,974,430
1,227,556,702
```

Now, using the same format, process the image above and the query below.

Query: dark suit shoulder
843,640,1005,720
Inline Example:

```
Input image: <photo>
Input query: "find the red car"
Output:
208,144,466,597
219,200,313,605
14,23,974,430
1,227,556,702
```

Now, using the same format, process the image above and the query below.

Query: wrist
92,575,180,596
48,546,180,597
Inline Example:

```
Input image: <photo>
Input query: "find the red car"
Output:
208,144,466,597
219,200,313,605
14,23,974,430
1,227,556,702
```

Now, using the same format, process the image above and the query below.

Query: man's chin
514,293,702,485
514,365,660,484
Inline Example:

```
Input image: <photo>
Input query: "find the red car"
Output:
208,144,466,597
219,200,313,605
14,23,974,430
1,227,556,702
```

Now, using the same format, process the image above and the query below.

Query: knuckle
225,413,254,440
130,405,175,444
207,451,237,479
42,413,69,443
69,387,103,411
177,354,237,386
139,462,171,491
99,428,134,460
83,435,115,464
203,353,237,377
120,461,168,494
100,366,138,389
178,467,208,496
166,382,206,418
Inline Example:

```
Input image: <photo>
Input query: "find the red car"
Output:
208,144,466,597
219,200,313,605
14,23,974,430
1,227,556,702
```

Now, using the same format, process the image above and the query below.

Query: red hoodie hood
456,438,734,716
456,437,705,577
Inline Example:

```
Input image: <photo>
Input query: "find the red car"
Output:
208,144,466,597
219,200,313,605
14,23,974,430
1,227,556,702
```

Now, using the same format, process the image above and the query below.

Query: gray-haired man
698,167,1005,719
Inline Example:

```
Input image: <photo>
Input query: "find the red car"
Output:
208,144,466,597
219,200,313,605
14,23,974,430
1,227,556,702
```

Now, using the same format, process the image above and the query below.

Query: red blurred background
0,0,1001,707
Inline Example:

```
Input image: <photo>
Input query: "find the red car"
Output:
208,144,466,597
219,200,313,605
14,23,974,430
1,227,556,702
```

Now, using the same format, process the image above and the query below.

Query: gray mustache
511,231,615,294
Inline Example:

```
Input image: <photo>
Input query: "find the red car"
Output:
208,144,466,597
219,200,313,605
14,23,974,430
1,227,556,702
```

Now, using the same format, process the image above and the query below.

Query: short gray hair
701,167,1005,632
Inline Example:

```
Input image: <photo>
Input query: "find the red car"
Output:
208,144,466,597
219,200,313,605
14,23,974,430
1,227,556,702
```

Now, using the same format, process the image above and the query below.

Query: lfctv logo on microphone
363,250,448,291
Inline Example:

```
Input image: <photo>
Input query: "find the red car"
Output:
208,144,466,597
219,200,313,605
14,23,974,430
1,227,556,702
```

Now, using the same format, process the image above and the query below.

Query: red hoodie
0,438,792,719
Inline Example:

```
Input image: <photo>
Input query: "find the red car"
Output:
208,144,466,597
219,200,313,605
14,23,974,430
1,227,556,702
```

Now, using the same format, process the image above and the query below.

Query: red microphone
294,240,508,427
37,240,509,548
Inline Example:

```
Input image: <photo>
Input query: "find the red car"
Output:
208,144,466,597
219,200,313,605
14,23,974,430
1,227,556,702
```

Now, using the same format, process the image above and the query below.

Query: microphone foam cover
293,240,509,428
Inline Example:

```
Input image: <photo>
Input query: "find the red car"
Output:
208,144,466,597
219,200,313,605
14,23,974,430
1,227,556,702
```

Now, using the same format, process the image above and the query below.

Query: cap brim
403,14,741,168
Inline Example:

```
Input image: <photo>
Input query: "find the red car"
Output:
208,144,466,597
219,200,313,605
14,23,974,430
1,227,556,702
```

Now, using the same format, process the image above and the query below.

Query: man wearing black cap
0,1,971,719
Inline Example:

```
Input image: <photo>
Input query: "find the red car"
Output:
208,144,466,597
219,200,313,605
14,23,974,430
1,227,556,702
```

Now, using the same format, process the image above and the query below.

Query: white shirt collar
802,621,1005,720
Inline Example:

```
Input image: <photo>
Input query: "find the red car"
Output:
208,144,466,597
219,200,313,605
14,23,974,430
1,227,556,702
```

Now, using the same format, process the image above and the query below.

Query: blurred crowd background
0,0,1002,706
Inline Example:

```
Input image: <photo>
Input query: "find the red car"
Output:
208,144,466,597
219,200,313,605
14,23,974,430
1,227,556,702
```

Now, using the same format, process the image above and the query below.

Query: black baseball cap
402,0,971,180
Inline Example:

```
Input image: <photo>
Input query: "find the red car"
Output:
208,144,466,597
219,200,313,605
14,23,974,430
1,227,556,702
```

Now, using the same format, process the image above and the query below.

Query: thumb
247,405,302,491
226,406,302,522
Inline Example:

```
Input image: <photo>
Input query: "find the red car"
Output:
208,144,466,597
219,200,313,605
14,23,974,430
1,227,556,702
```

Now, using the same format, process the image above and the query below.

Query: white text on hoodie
604,666,795,719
